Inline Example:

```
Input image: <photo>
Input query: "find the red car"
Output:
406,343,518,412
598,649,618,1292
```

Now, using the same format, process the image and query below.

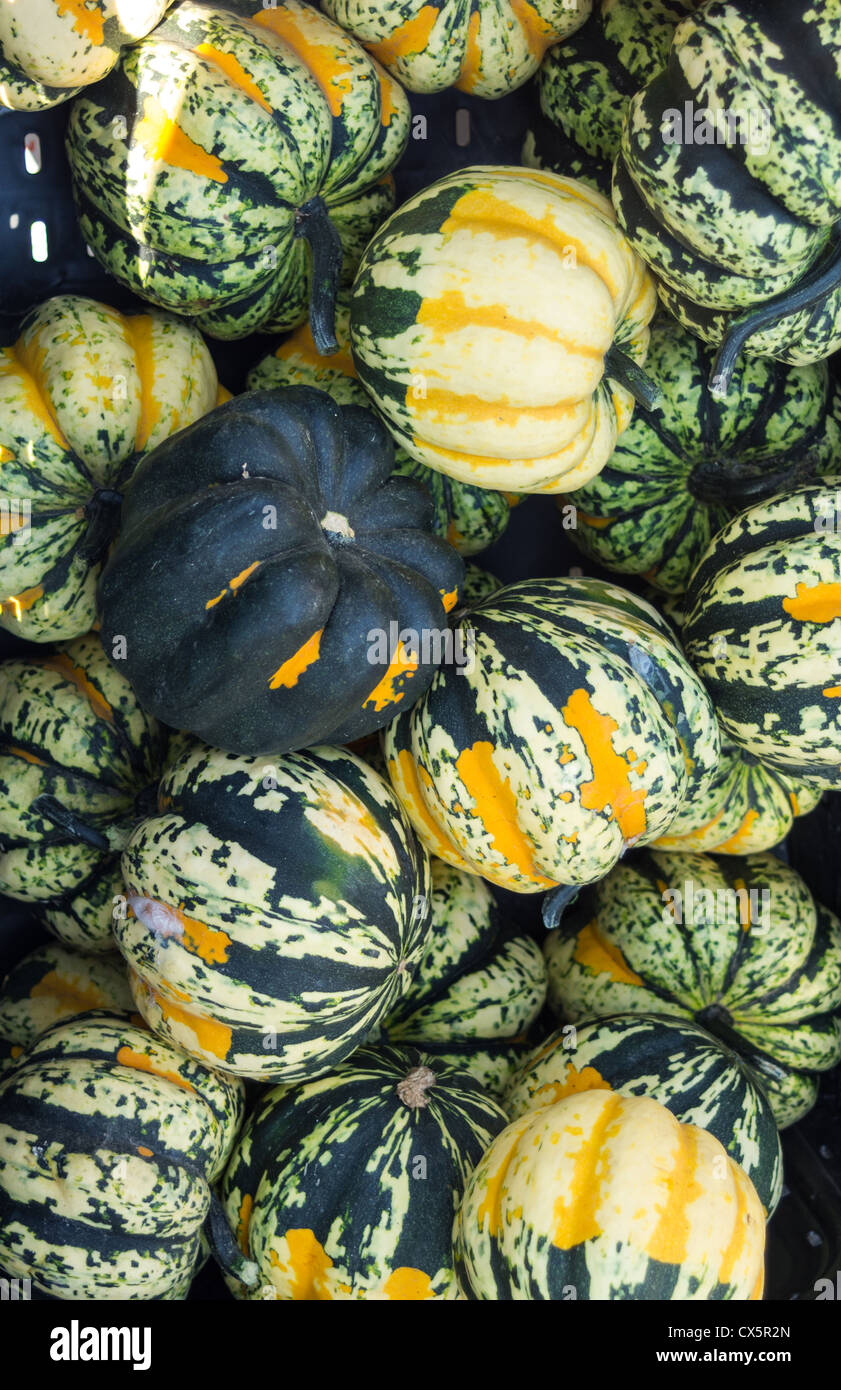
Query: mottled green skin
0,943,133,1074
221,1045,507,1300
66,1,410,340
0,1013,244,1300
506,1013,782,1214
613,1,841,363
682,482,841,785
368,859,546,1094
247,305,513,556
0,633,167,951
564,316,841,594
118,740,432,1081
544,849,841,1126
524,0,698,194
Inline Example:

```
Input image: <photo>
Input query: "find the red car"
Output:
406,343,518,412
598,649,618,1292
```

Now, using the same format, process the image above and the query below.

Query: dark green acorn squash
505,1013,783,1214
0,942,133,1074
66,0,410,344
544,849,841,1127
116,739,433,1082
682,481,841,786
613,0,841,387
0,1013,244,1300
218,1044,507,1299
97,385,464,756
368,859,547,1094
0,633,166,951
563,316,841,594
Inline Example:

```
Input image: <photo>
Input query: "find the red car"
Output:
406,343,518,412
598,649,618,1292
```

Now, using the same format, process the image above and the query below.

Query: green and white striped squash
682,482,841,787
383,576,720,896
349,166,658,494
454,1089,766,1300
368,859,547,1095
563,316,841,595
653,741,822,856
523,0,698,195
320,0,591,98
0,942,133,1074
116,739,433,1082
66,0,410,344
612,1,841,382
0,0,176,111
505,1013,783,1215
0,1012,244,1300
220,1044,507,1300
0,633,167,952
0,294,219,642
544,849,841,1127
247,304,514,556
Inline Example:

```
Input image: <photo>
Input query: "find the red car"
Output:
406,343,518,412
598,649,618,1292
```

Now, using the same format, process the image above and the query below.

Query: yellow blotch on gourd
782,581,841,624
573,919,643,987
133,96,228,184
269,628,323,690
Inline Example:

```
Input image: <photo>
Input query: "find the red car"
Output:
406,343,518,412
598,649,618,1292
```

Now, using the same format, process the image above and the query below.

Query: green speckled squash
506,1013,782,1214
219,1044,507,1300
0,942,133,1074
454,1089,766,1299
564,316,841,595
384,576,720,896
66,0,410,344
247,304,514,556
0,633,167,951
0,294,219,642
654,741,822,855
0,0,176,111
320,0,591,98
544,849,841,1127
116,739,432,1082
369,859,547,1094
523,0,698,195
0,1013,244,1300
613,1,841,383
682,482,841,786
349,166,658,494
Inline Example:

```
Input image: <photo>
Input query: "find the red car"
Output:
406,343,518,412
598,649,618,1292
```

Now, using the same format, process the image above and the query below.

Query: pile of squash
0,0,840,1303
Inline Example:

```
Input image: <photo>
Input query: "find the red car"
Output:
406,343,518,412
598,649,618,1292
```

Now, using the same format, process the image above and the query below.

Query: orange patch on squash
272,1229,333,1300
134,95,228,183
535,1063,612,1106
57,1,105,46
237,1194,253,1256
508,0,561,61
562,687,647,840
195,43,273,113
269,628,323,690
41,652,113,723
573,919,643,987
552,1094,622,1249
458,9,483,92
252,9,353,117
363,641,418,712
455,741,555,886
716,811,760,855
644,1123,701,1265
175,909,232,965
115,1046,196,1094
381,1268,434,1300
782,581,841,624
122,315,161,450
367,7,439,67
30,970,107,1013
148,991,232,1062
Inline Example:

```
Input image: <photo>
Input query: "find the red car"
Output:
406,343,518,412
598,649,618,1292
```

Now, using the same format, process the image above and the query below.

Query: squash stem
207,1193,260,1290
688,448,820,506
604,346,662,411
294,196,343,357
542,882,581,930
32,794,110,852
710,223,841,398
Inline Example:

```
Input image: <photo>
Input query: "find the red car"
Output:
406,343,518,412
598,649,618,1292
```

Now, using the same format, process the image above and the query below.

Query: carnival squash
544,848,841,1127
349,165,658,494
66,0,410,344
454,1090,766,1299
0,294,219,642
0,942,133,1073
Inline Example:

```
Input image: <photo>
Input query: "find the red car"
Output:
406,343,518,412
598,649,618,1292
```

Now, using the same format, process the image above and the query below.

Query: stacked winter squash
1,0,841,1306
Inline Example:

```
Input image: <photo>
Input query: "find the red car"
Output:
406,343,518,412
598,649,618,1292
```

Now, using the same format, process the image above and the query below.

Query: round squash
0,0,175,111
0,1012,244,1300
368,858,547,1095
544,848,841,1127
116,739,433,1082
319,0,591,98
383,575,720,896
0,633,167,952
505,1013,783,1215
0,942,133,1074
66,0,410,344
219,1044,507,1300
612,1,841,387
97,385,464,756
653,741,822,856
349,165,658,494
682,482,841,786
0,293,219,642
524,0,698,194
562,316,841,595
454,1089,766,1299
247,303,514,556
